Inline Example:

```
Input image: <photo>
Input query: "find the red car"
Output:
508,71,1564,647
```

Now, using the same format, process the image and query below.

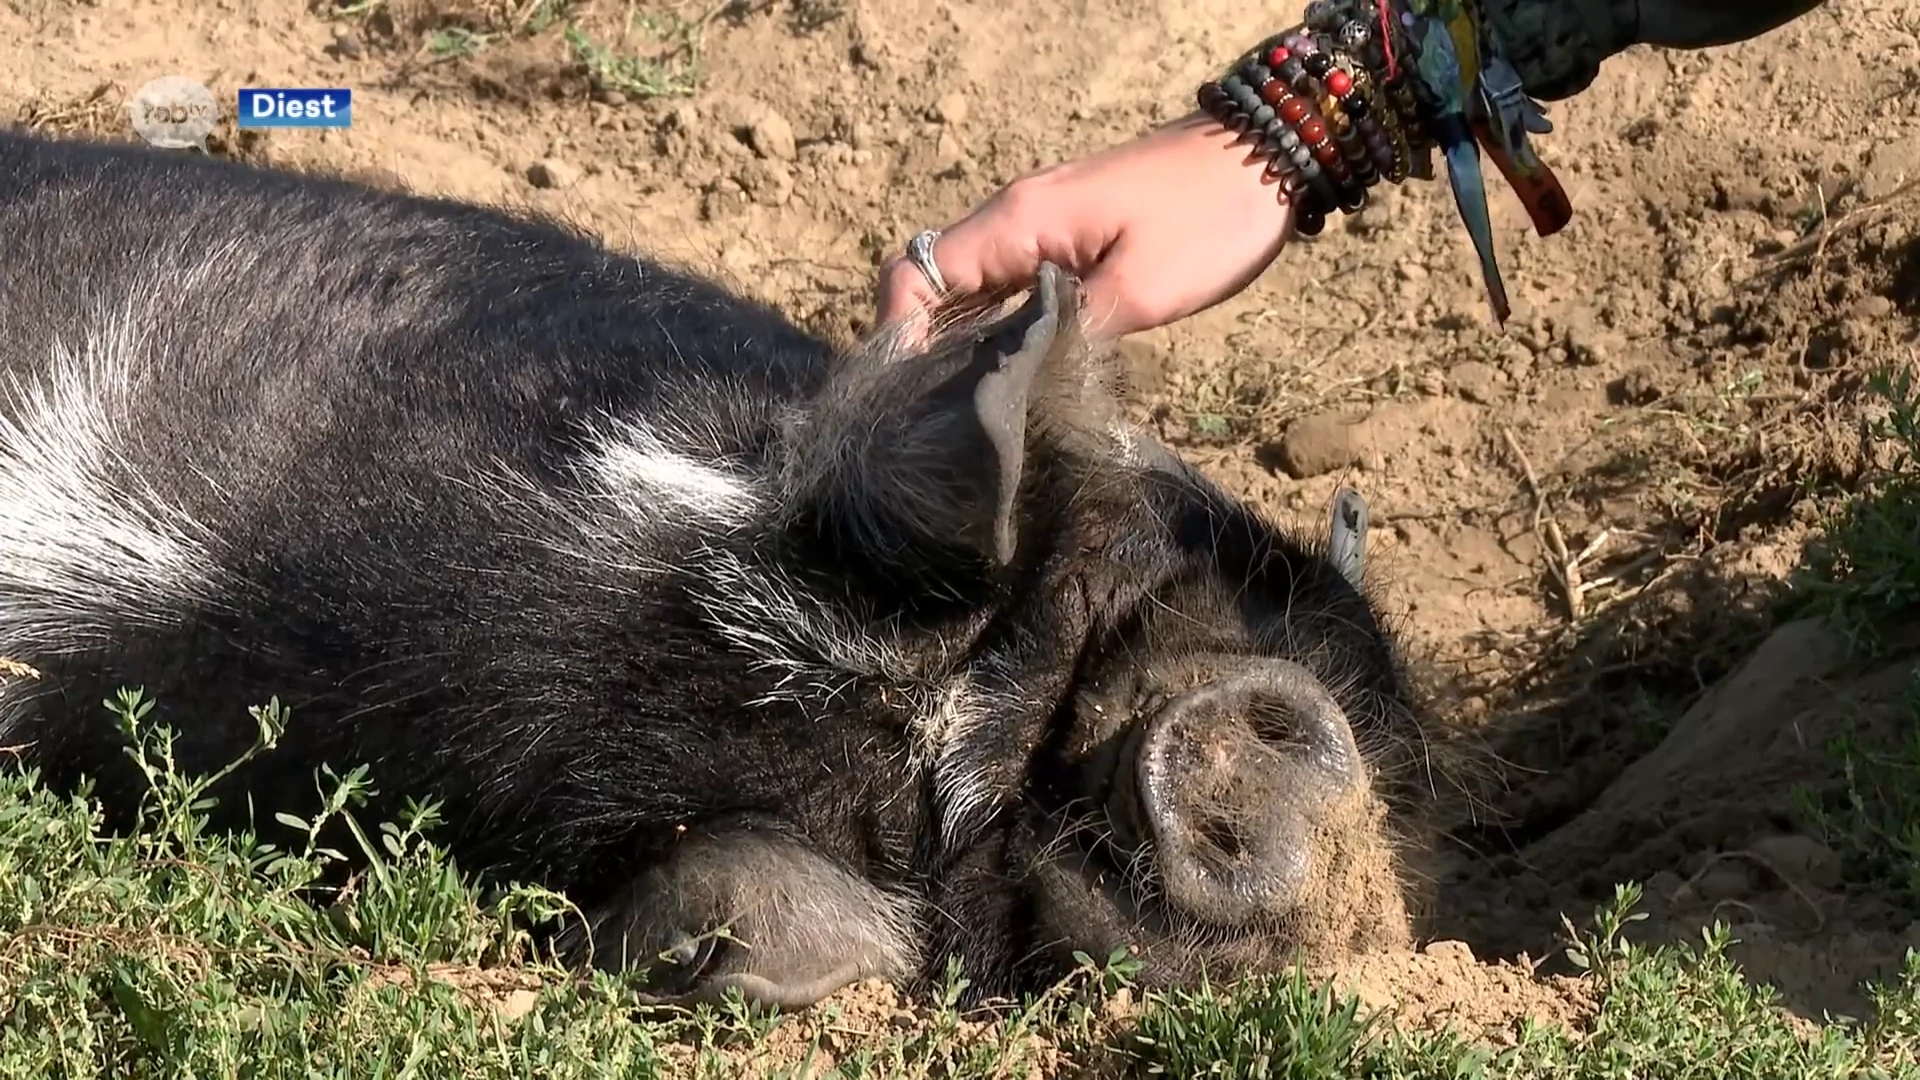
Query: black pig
0,128,1422,1006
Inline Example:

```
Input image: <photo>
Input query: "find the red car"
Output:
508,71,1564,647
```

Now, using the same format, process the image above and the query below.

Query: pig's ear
1328,486,1368,589
966,262,1080,564
782,262,1090,592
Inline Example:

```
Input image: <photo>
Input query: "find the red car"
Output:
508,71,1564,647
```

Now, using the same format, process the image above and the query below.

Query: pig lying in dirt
0,128,1424,1007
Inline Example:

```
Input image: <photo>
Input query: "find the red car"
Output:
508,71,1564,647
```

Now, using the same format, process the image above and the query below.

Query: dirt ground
5,0,1920,1051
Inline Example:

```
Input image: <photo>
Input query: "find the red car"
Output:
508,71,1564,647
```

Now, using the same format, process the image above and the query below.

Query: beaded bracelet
1196,0,1571,328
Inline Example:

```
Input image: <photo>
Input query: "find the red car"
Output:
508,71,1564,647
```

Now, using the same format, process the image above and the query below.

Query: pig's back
0,132,835,848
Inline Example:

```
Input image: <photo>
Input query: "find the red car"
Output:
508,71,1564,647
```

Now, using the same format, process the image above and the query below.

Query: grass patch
1796,363,1920,652
1129,884,1920,1078
564,13,707,99
1796,669,1920,912
1787,362,1920,913
4,691,1920,1075
320,0,709,97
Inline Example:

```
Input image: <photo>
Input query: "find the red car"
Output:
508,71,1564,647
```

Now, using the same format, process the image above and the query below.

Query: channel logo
237,88,353,129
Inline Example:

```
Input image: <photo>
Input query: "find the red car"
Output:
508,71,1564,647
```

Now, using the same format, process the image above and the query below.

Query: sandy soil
5,0,1919,1053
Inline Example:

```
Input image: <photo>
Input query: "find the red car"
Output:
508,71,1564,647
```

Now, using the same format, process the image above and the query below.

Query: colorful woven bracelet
1195,0,1575,328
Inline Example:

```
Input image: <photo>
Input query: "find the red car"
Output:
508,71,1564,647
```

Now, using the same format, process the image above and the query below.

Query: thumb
873,180,1089,336
1075,260,1158,343
875,251,945,331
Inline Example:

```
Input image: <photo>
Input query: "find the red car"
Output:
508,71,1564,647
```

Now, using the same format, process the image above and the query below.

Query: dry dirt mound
4,0,1918,1049
1323,938,1596,1046
1435,619,1920,1023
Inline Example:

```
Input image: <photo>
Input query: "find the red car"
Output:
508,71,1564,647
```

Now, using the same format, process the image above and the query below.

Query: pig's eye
644,930,726,995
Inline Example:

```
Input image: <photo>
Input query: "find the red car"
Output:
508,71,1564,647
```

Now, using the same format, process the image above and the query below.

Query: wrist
1481,0,1636,101
1173,108,1299,226
1196,27,1428,236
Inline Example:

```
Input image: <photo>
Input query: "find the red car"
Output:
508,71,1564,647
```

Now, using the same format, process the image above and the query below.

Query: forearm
1486,0,1829,100
1635,0,1828,49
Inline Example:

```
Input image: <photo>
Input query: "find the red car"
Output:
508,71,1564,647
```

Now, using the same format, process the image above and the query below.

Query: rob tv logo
237,88,352,129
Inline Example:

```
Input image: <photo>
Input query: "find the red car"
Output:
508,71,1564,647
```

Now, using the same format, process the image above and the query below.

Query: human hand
874,111,1295,344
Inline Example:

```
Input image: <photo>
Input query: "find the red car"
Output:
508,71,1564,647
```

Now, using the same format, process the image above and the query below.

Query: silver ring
906,229,949,295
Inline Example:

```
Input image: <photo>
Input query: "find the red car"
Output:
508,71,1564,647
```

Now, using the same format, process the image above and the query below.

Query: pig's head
592,263,1422,1007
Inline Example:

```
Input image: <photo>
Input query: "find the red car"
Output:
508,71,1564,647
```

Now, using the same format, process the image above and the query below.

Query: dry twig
1499,425,1582,621
1742,176,1920,286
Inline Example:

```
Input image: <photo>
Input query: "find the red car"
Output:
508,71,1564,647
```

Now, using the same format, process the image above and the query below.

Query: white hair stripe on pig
685,545,919,684
930,639,1043,850
930,679,1000,850
583,419,763,529
686,546,1005,848
0,311,226,660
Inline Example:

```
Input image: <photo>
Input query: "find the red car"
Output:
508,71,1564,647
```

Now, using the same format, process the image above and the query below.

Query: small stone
1851,295,1894,322
1610,365,1665,406
748,109,796,160
1513,316,1552,355
1565,325,1610,366
497,989,540,1021
525,158,580,189
329,29,363,59
1645,870,1687,902
1749,833,1842,890
1394,262,1428,302
737,159,794,207
700,178,749,221
1862,133,1920,202
930,92,969,126
1424,939,1475,963
1692,863,1752,903
847,119,874,150
1346,194,1396,237
594,87,627,106
663,103,700,134
1449,359,1502,404
1711,173,1770,215
1497,338,1537,380
710,128,750,160
1276,412,1370,478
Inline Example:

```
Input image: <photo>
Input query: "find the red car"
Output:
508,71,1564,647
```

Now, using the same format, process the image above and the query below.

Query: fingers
874,174,1096,334
873,254,942,346
873,111,1296,344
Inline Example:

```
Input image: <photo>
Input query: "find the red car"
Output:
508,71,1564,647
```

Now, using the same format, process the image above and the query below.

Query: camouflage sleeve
1484,0,1828,101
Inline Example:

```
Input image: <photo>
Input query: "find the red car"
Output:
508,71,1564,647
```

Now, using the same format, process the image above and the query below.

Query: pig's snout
1126,658,1362,928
